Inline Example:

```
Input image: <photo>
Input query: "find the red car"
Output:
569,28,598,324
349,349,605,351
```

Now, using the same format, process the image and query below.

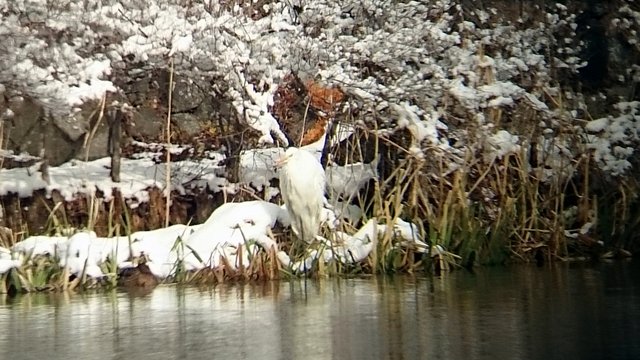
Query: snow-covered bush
0,0,614,173
586,101,640,176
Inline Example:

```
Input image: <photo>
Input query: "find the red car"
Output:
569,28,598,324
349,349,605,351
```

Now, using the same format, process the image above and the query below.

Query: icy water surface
1,261,639,360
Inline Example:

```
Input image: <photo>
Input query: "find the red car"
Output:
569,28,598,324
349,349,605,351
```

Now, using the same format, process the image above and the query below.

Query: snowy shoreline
0,141,422,283
1,199,428,281
2,1,640,286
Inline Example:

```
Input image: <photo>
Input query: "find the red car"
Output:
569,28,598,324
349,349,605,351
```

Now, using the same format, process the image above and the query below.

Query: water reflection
1,262,639,360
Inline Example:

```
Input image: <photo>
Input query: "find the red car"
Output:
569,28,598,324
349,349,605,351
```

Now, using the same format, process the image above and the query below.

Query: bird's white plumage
278,147,326,243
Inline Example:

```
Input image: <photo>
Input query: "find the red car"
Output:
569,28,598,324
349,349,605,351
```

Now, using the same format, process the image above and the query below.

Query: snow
168,34,193,57
0,0,639,279
0,155,226,204
4,200,427,278
0,140,428,278
239,148,284,191
394,102,441,145
12,235,67,256
0,247,20,273
182,201,286,270
523,93,549,112
330,200,364,224
229,77,290,146
0,140,375,220
0,259,20,274
585,118,609,133
479,82,525,99
279,217,429,272
485,130,521,162
449,79,478,110
488,96,514,108
326,161,378,202
0,0,633,179
586,101,640,176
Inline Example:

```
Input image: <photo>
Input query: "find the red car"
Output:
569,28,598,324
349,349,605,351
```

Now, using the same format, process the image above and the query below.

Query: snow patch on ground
0,155,225,205
5,201,427,278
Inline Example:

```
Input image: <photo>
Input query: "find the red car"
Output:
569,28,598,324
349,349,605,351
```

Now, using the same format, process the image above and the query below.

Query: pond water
1,261,639,360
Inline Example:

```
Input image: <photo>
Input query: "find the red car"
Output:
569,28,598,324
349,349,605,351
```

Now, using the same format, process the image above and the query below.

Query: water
1,261,639,360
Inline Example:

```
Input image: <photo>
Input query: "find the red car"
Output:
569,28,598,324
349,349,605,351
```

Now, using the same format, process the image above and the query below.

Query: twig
298,97,311,147
109,108,122,182
83,94,107,162
165,58,174,228
118,8,149,38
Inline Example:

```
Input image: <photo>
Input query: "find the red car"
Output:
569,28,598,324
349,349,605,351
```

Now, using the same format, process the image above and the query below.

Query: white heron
276,147,326,243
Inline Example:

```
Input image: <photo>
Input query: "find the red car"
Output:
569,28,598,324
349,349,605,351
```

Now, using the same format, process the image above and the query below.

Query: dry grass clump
183,245,283,286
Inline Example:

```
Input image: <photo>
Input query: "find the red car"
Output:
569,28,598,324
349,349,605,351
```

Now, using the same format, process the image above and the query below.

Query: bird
117,256,159,290
276,147,326,243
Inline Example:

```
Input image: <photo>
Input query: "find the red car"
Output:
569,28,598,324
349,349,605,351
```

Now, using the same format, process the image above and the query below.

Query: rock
5,97,43,145
173,113,204,138
171,78,205,113
153,70,205,113
76,120,111,162
57,111,89,142
128,106,165,141
4,97,81,166
70,103,118,162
